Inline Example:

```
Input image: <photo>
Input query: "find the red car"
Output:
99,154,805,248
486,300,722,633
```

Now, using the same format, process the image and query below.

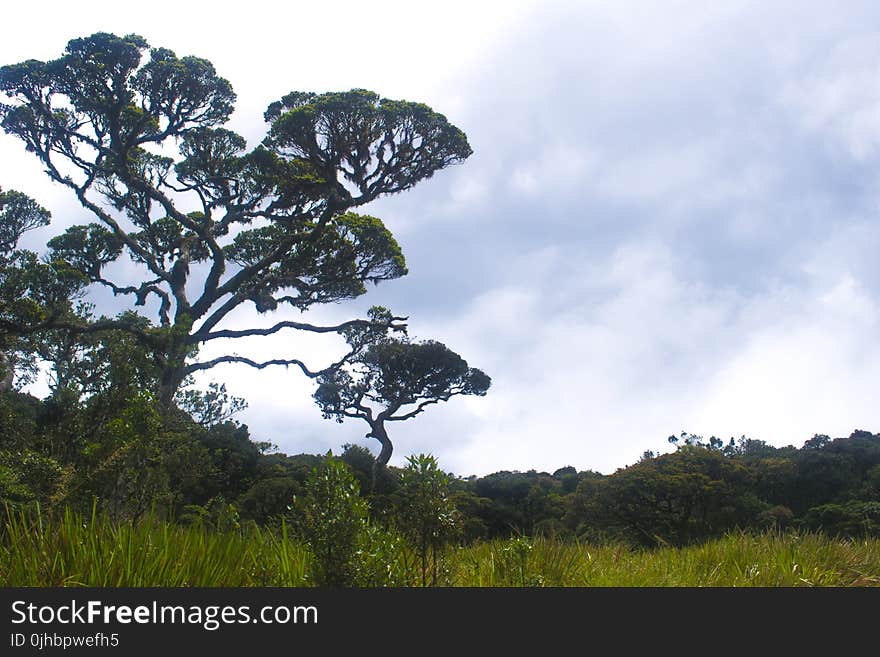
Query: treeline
2,370,878,547
460,432,880,546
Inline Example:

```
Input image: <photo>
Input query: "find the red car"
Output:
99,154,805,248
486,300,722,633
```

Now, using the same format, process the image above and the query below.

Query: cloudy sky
2,0,879,476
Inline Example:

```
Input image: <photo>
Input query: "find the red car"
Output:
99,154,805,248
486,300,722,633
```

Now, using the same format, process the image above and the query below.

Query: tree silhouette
0,33,471,405
314,326,490,467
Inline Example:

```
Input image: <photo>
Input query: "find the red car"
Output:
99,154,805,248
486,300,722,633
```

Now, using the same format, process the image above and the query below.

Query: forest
1,33,879,587
2,377,879,585
3,380,880,545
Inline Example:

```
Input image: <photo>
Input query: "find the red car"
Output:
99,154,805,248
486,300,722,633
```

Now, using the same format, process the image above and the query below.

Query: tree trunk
421,537,428,587
156,339,192,411
366,420,393,492
157,367,185,410
366,421,393,467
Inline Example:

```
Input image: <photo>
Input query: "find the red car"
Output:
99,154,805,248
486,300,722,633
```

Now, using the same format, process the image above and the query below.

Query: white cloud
690,277,880,445
779,34,880,161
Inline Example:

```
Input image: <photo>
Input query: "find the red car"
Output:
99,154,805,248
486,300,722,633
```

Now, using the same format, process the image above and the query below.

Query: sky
2,0,880,476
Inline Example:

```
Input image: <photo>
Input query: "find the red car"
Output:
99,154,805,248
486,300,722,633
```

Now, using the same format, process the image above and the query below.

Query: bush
398,454,459,586
803,501,880,537
353,524,415,587
292,455,370,586
758,505,794,530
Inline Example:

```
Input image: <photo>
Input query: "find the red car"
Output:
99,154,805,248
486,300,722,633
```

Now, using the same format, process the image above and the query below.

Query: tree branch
31,152,172,287
184,355,324,378
195,316,407,343
93,277,172,326
386,389,464,423
199,203,340,324
0,315,156,344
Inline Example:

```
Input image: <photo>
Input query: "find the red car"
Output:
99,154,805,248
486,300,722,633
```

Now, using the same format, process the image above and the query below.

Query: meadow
2,507,878,587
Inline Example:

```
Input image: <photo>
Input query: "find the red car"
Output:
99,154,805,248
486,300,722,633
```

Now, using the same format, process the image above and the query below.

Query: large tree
314,331,491,466
0,33,471,405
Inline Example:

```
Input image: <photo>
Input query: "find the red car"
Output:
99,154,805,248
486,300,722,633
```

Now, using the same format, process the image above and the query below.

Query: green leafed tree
314,330,491,467
0,186,90,391
293,454,370,586
0,33,471,406
398,453,459,586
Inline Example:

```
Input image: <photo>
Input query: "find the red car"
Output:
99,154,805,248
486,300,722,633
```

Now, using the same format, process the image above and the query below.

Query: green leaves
264,88,473,204
293,456,370,586
50,33,146,119
0,190,89,341
63,32,148,74
175,128,247,202
131,215,211,265
398,453,459,585
335,212,408,283
0,32,235,163
48,224,123,279
0,188,50,255
133,48,236,133
226,211,407,312
363,339,490,404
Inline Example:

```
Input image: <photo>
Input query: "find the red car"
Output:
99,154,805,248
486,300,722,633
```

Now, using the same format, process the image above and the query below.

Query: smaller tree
0,186,72,391
398,453,458,586
293,455,369,586
314,332,490,468
177,381,247,428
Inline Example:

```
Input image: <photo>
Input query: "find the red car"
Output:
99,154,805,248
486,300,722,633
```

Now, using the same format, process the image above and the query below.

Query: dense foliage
2,381,878,547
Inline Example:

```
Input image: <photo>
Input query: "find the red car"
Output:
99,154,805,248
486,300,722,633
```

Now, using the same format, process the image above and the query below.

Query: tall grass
2,507,878,586
0,505,309,586
447,533,880,586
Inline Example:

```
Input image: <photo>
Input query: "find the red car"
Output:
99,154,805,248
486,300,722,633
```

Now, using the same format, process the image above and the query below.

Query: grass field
2,507,878,587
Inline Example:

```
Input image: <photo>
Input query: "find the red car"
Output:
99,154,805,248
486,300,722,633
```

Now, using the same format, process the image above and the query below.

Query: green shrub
398,454,459,586
292,455,371,586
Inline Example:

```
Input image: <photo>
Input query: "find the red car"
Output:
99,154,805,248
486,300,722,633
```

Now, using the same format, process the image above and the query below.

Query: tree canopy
314,330,491,466
0,32,472,404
